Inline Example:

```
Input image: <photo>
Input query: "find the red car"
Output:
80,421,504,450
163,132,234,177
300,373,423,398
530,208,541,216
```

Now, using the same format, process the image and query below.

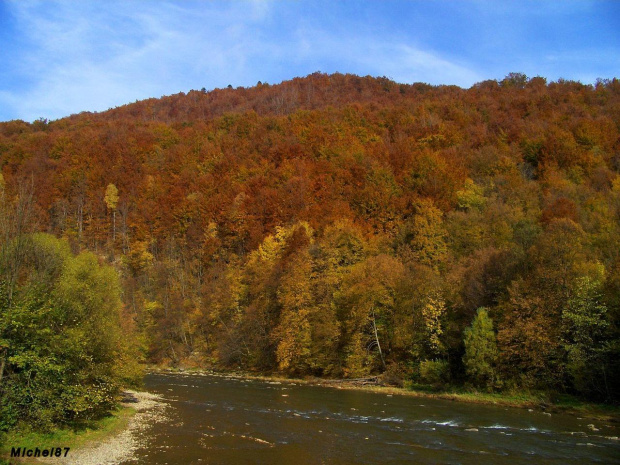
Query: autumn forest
1,72,620,430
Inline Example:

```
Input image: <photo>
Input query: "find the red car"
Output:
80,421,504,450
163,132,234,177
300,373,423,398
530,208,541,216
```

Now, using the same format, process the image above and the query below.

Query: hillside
1,72,619,402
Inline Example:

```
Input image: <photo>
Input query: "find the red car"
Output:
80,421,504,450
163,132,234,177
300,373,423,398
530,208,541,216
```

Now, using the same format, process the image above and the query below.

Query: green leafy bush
0,234,138,432
419,359,450,386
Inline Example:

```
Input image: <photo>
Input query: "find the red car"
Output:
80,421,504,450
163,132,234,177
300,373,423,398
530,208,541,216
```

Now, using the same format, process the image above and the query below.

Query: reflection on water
120,373,620,465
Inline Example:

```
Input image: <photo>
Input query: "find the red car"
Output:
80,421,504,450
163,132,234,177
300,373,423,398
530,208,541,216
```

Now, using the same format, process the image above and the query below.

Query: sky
0,0,618,122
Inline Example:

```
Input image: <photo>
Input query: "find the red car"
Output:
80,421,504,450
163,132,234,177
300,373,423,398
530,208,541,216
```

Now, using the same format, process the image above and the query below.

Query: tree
275,242,315,374
338,254,406,376
0,180,37,306
399,200,448,269
104,183,119,241
421,291,447,357
463,307,499,390
501,72,528,88
456,178,486,211
197,257,247,365
497,279,563,388
310,220,367,376
562,273,611,398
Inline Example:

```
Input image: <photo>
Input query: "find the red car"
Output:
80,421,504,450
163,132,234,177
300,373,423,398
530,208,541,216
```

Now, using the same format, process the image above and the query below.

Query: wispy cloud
283,18,481,87
333,39,481,87
1,0,279,121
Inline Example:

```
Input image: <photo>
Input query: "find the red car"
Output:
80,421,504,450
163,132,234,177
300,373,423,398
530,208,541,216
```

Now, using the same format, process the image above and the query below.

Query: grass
0,405,136,464
547,393,620,421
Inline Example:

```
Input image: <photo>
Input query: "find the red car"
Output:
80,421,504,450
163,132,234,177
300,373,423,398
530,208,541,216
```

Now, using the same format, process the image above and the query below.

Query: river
119,372,619,464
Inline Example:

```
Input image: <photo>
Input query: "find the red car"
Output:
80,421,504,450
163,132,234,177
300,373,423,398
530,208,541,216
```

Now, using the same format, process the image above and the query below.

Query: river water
120,373,619,464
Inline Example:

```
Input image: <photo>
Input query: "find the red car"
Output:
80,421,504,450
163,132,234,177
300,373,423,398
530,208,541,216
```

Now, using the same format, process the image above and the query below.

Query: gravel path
39,390,169,465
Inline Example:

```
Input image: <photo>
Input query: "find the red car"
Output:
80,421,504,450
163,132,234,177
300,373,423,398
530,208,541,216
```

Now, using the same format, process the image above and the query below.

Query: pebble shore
39,391,168,465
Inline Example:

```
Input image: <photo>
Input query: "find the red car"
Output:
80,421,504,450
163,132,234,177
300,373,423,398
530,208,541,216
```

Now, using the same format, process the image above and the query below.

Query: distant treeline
1,73,619,419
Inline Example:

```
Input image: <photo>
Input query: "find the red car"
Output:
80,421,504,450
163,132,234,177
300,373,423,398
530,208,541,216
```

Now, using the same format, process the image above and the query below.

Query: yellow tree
311,220,367,375
398,199,448,269
104,183,119,241
339,254,406,377
275,246,314,374
421,290,446,356
242,221,314,370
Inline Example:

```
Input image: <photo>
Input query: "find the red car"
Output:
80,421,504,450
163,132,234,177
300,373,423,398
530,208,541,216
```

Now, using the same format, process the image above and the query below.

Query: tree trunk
0,349,6,385
371,308,386,370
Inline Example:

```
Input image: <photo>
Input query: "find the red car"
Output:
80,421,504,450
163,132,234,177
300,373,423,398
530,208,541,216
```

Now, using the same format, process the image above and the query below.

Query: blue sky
0,0,618,122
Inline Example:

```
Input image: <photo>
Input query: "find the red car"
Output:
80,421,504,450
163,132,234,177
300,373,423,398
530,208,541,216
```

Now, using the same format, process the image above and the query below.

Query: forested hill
1,72,620,402
62,72,470,122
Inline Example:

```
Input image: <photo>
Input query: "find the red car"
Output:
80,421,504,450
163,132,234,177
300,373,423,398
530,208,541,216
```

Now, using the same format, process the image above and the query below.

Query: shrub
419,359,450,386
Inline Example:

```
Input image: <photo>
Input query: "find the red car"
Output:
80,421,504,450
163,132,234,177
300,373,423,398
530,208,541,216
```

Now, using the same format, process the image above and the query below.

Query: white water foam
420,419,460,427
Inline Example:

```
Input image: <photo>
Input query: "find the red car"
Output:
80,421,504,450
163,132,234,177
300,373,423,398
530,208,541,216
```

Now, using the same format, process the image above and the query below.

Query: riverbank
0,391,168,465
150,366,620,423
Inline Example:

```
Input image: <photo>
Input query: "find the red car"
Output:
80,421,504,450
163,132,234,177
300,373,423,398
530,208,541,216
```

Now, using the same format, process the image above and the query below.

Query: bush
381,362,409,387
419,359,450,386
0,234,137,432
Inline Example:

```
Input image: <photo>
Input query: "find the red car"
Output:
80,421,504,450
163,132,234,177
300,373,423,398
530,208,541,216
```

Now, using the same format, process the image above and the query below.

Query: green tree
463,307,499,390
562,273,611,398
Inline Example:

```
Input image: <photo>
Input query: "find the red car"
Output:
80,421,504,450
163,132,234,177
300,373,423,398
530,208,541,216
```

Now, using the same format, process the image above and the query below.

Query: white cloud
359,43,481,87
2,0,279,121
287,24,481,87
